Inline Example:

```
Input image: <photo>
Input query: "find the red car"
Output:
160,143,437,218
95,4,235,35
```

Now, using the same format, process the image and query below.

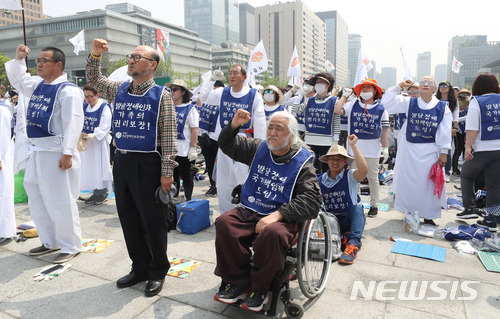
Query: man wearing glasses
382,77,452,226
86,39,178,297
5,45,84,263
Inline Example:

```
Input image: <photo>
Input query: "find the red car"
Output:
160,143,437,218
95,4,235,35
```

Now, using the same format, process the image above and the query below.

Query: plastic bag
14,171,28,203
404,211,420,233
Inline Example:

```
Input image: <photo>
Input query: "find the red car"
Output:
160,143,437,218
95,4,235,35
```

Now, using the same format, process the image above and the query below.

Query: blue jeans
336,204,366,247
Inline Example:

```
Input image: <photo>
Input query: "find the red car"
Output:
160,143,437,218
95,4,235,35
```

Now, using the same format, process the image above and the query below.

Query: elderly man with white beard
214,110,322,312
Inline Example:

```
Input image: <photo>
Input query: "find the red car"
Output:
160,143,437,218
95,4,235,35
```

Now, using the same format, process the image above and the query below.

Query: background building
105,3,151,16
239,2,255,48
348,33,361,86
0,0,44,26
315,10,348,87
255,1,326,81
416,51,431,80
184,0,239,49
0,6,211,85
448,35,500,88
434,64,447,83
377,66,397,90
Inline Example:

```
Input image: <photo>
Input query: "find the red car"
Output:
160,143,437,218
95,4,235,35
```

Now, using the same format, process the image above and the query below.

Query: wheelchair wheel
285,301,304,319
296,210,332,299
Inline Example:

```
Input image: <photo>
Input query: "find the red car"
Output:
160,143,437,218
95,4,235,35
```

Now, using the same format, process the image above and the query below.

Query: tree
106,57,128,76
0,52,37,88
258,71,287,88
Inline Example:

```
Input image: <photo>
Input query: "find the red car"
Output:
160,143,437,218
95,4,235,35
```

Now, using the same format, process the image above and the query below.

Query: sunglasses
408,90,419,94
263,89,274,94
171,87,181,92
439,84,450,88
419,80,435,86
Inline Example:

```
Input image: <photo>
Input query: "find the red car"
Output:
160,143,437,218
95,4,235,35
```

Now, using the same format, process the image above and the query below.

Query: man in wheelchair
214,109,322,312
318,135,368,264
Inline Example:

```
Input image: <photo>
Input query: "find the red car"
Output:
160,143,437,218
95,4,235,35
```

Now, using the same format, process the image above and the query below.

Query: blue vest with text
176,103,194,140
475,95,500,140
240,142,313,215
458,108,468,134
265,104,286,121
219,87,257,130
319,170,358,216
26,81,72,138
305,97,337,135
394,113,407,131
113,82,163,152
406,97,446,143
340,114,348,126
199,102,219,132
349,100,384,139
82,102,110,133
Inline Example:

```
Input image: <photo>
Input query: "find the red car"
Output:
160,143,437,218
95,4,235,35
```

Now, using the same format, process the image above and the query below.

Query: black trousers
309,144,330,174
461,150,500,208
198,136,218,188
174,155,194,201
113,152,169,280
452,132,465,172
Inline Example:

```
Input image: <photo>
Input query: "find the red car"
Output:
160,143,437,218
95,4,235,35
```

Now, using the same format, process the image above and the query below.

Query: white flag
287,46,301,78
108,65,132,82
325,60,335,72
69,30,85,55
248,40,268,75
452,56,463,74
400,47,412,80
0,0,22,10
354,48,373,86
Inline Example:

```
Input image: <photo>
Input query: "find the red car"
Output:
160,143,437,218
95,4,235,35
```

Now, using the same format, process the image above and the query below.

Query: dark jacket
218,121,322,223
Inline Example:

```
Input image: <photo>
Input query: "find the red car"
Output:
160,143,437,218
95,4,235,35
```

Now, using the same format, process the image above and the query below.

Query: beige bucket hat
319,144,354,163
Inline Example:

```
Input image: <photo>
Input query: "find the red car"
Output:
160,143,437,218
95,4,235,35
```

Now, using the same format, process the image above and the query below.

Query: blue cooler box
176,199,211,234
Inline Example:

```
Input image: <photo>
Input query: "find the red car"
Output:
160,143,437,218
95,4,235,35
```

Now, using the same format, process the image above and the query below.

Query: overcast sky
42,0,500,81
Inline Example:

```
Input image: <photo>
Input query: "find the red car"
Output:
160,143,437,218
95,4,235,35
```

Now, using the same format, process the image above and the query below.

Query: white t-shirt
343,100,389,158
465,94,500,152
177,103,199,157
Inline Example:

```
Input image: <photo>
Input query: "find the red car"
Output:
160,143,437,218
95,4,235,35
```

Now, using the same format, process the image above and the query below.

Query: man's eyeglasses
126,54,154,62
35,58,56,64
419,80,435,86
408,89,419,94
263,89,274,94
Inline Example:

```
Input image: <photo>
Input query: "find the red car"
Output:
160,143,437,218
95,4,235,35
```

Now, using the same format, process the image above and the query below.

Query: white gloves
84,133,95,141
382,147,389,163
188,146,198,161
342,88,353,99
290,84,301,93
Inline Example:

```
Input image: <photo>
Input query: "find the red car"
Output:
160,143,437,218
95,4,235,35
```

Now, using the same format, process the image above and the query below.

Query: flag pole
20,0,28,70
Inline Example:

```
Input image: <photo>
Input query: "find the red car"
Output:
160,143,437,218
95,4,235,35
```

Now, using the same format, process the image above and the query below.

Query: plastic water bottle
388,191,394,203
209,204,214,225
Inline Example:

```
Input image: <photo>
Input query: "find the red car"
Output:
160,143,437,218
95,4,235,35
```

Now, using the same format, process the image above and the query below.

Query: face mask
360,91,374,101
263,93,275,103
301,84,313,95
315,84,327,95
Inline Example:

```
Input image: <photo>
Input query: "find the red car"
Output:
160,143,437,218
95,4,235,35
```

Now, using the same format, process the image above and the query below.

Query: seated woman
317,135,367,264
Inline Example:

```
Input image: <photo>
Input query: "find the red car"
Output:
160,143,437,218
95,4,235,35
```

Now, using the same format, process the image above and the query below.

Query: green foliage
106,57,128,76
0,52,12,87
259,71,287,88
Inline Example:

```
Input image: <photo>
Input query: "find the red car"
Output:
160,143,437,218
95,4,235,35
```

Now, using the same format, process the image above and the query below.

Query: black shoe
29,245,59,256
452,169,461,176
476,219,498,232
85,193,98,204
214,283,249,304
205,185,217,196
240,289,270,312
422,219,437,226
89,193,108,205
117,271,148,288
456,207,480,219
145,279,165,297
367,207,378,218
0,237,13,245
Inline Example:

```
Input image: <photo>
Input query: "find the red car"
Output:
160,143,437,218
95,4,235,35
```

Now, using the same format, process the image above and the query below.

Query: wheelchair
217,187,333,318
265,209,333,318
